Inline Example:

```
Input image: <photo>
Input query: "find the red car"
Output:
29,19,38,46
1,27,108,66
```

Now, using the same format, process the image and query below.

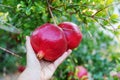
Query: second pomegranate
58,22,82,49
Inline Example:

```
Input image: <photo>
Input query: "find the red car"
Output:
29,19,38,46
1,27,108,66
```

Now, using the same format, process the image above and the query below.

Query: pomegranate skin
58,22,82,49
30,23,67,61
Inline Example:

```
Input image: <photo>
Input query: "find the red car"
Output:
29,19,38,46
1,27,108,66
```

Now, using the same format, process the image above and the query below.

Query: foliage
0,0,120,79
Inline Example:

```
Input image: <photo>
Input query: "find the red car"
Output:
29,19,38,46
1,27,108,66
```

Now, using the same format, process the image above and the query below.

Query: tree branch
92,16,116,31
93,18,107,29
0,20,22,34
0,46,22,58
82,13,116,31
0,4,13,8
46,0,57,25
92,2,120,16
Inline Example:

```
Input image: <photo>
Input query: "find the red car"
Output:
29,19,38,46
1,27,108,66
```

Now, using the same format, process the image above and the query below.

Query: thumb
54,49,72,68
26,36,40,68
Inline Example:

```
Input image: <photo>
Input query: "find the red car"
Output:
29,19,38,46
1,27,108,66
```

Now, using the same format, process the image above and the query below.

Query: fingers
26,36,40,68
54,49,72,68
26,36,34,54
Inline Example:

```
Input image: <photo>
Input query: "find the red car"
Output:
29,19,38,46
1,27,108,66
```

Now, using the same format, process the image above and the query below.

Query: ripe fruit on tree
67,66,88,80
75,66,88,80
18,66,25,73
58,22,82,49
67,71,75,80
30,23,67,61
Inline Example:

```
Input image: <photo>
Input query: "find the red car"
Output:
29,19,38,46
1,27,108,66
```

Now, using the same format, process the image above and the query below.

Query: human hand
17,36,72,80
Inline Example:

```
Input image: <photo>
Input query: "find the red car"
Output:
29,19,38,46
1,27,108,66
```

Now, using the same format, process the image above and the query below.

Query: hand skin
17,36,72,80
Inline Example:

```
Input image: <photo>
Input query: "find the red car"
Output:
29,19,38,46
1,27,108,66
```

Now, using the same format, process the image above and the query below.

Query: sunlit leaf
117,25,120,29
110,14,119,19
106,0,113,5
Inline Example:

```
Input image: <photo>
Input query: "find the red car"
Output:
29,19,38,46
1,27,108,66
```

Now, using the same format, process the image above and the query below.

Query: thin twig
92,2,120,16
92,18,107,29
0,25,22,34
92,16,116,31
0,46,22,58
52,3,96,10
0,4,13,8
87,30,94,40
82,13,116,31
104,19,116,31
52,1,120,17
46,0,57,25
0,20,22,34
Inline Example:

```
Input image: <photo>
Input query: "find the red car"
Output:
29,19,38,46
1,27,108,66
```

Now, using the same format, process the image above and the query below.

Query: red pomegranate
30,23,67,61
67,71,75,80
58,22,82,49
18,66,25,73
75,66,88,79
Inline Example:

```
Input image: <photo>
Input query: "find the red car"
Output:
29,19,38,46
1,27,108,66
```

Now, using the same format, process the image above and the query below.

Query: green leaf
42,13,48,22
25,7,31,15
106,0,113,5
110,14,119,19
118,25,120,29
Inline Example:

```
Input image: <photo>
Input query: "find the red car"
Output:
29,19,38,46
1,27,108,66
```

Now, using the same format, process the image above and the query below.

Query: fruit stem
46,0,57,25
37,51,45,60
0,46,22,58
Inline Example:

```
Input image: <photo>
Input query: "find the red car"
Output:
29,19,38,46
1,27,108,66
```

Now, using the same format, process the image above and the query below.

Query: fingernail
68,49,71,52
68,49,72,53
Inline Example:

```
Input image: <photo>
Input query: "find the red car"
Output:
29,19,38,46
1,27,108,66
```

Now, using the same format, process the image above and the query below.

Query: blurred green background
0,0,120,80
